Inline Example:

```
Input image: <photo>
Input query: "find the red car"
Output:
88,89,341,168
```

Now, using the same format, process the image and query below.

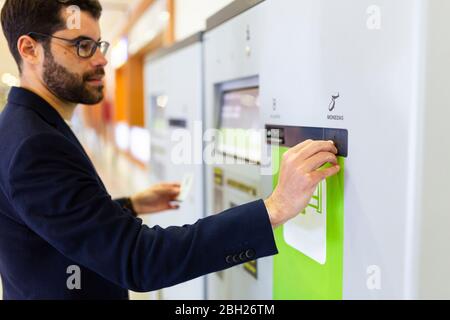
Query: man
0,0,340,300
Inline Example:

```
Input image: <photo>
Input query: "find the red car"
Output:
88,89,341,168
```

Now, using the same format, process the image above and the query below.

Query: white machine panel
144,38,205,300
204,1,273,300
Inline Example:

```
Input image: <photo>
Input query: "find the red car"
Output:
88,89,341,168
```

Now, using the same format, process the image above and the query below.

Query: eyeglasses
27,32,110,59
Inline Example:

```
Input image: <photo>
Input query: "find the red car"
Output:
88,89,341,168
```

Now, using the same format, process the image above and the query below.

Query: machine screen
217,87,261,163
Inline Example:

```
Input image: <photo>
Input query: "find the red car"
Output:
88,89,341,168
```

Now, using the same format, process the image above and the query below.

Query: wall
174,0,234,40
0,0,19,114
0,0,19,79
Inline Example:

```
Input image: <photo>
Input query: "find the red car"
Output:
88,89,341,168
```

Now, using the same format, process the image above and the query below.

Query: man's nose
90,47,108,68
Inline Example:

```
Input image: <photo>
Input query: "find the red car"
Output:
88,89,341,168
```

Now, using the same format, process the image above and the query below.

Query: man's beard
42,49,105,105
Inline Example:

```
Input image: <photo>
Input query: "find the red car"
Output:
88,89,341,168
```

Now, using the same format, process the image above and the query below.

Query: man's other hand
131,183,181,215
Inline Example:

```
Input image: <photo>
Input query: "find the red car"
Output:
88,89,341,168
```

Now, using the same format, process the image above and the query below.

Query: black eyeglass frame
27,32,110,59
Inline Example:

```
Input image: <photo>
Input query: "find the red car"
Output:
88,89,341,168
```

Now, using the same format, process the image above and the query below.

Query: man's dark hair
1,0,102,73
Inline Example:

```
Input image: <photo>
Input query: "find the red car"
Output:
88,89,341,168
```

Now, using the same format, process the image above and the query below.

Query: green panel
273,146,345,300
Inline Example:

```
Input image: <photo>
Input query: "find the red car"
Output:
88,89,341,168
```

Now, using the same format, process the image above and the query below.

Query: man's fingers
309,164,341,183
301,152,337,172
157,183,181,194
167,188,181,196
169,203,180,210
295,140,338,161
160,182,181,188
289,139,314,153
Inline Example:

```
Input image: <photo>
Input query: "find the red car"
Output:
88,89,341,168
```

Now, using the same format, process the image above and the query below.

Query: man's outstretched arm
7,133,338,292
6,133,277,292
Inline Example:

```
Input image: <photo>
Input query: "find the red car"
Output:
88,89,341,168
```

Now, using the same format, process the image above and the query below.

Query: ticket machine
205,0,450,300
203,0,272,300
143,33,205,299
260,0,450,299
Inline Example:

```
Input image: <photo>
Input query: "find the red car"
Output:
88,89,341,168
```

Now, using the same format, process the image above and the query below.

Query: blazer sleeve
114,197,138,217
6,133,278,292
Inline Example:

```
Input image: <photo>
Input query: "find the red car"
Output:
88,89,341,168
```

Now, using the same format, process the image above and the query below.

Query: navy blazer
0,87,277,300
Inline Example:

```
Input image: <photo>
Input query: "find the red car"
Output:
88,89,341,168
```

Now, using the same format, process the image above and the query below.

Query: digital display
217,87,261,163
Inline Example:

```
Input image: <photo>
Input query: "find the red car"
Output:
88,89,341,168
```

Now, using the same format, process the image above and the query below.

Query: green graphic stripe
273,146,345,300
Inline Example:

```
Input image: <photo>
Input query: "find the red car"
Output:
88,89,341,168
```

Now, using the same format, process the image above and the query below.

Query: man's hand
131,183,181,215
264,140,340,228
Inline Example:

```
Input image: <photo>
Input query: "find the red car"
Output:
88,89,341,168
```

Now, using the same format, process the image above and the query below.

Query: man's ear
17,35,43,68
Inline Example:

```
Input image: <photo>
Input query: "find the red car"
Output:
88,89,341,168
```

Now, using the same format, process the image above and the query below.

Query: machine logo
327,92,344,121
328,93,340,112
